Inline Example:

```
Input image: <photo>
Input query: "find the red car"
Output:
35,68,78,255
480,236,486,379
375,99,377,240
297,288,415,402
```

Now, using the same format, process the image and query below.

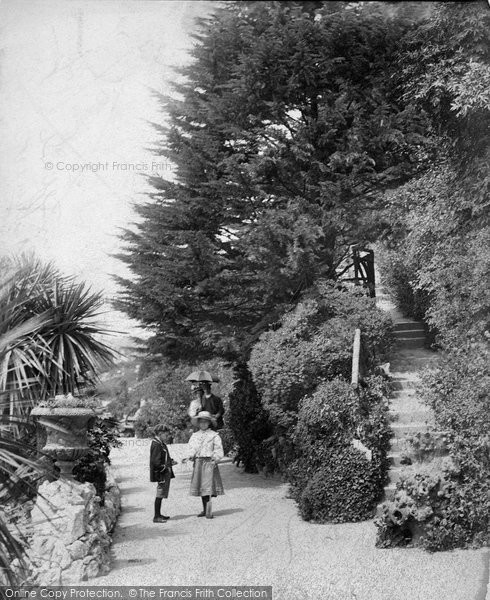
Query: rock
83,559,100,579
68,540,88,561
37,566,62,586
62,505,87,543
61,560,84,585
29,536,55,558
51,539,72,569
27,470,120,585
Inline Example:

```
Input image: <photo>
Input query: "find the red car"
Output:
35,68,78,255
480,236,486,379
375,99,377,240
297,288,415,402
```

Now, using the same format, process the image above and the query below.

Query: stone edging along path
86,440,486,600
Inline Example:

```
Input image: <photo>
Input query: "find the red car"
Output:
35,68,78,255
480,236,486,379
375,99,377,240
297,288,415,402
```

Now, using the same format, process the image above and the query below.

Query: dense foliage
289,376,391,522
247,281,392,519
115,1,431,361
375,2,490,551
376,436,489,551
73,417,122,501
249,283,392,429
420,345,489,437
377,2,490,344
227,363,273,473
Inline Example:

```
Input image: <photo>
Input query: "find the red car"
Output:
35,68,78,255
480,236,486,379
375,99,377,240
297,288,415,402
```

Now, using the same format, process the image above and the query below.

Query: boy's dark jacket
150,438,175,482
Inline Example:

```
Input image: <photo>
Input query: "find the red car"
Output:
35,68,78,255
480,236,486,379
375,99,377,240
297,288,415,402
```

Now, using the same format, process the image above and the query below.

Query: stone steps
394,337,426,349
390,400,429,414
390,379,419,391
375,283,440,503
393,322,425,332
393,329,426,339
388,437,410,453
391,409,433,425
390,422,433,438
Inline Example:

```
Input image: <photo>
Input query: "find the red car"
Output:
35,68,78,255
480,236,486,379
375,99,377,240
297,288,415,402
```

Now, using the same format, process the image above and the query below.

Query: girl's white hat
191,410,216,427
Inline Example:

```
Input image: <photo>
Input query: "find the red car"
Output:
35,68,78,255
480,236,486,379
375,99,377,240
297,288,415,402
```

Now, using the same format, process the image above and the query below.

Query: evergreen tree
116,1,431,360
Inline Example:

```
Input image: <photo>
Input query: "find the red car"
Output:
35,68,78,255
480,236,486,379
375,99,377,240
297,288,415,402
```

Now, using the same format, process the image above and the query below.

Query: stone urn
31,405,96,479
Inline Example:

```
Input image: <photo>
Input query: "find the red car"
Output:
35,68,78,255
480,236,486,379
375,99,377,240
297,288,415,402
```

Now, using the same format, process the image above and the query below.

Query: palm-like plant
0,256,117,414
0,256,118,584
34,279,117,399
0,268,54,584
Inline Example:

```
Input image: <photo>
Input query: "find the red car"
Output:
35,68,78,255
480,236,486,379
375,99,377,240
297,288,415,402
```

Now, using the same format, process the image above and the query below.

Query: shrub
289,377,391,521
249,283,392,430
73,417,122,502
227,363,273,473
419,344,489,437
376,436,489,551
299,446,383,523
377,248,431,322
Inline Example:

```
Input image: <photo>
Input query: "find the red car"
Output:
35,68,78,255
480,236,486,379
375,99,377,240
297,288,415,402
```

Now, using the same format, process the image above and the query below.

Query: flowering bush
376,436,489,551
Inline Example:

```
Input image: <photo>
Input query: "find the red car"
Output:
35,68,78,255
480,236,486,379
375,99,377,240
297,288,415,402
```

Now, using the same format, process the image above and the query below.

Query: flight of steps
375,280,439,501
383,321,439,500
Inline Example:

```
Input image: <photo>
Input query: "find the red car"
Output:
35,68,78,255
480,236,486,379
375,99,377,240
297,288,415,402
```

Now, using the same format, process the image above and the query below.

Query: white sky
0,0,216,341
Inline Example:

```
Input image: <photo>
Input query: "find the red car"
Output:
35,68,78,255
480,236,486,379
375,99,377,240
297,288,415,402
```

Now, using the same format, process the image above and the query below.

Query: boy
150,425,176,523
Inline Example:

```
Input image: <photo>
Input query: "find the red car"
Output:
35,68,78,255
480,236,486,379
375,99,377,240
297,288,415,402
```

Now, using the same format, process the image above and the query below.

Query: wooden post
351,328,361,390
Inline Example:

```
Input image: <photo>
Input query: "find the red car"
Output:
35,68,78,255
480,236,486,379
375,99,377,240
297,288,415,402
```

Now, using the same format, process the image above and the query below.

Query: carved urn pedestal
31,407,95,479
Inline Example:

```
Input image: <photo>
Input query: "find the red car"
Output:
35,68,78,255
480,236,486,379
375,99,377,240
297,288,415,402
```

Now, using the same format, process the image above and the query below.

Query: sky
0,0,216,343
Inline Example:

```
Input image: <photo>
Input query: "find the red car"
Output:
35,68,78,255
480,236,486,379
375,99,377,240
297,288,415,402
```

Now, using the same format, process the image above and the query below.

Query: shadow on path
121,486,147,495
212,508,244,517
115,524,184,541
110,558,158,571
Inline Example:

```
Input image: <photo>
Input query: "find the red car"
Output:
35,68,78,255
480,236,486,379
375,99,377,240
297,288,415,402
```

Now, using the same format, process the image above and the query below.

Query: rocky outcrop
27,468,120,585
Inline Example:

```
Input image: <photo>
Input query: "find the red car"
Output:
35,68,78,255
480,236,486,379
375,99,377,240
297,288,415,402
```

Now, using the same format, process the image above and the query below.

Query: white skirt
190,458,224,497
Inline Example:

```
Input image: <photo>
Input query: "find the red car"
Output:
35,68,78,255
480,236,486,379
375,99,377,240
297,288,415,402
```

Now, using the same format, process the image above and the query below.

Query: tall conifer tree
116,1,430,360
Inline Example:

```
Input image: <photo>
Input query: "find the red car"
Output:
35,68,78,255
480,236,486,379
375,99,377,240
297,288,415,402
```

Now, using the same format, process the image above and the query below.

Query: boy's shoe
153,516,168,523
197,511,206,517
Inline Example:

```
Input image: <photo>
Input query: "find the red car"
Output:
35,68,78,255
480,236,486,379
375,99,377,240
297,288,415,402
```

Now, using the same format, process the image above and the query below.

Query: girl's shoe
197,511,206,517
153,516,167,523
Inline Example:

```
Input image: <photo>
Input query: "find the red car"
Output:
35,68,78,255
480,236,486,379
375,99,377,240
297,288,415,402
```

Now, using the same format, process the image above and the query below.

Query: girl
183,411,224,518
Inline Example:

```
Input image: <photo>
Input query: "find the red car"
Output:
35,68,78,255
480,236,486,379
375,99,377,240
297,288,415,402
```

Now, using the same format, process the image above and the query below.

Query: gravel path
88,439,488,599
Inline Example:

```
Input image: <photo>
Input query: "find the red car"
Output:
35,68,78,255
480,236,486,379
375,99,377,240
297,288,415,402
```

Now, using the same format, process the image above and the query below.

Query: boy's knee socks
154,498,162,517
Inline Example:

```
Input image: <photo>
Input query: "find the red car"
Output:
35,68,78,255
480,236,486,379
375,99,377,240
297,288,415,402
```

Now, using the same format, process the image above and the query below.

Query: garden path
87,440,487,600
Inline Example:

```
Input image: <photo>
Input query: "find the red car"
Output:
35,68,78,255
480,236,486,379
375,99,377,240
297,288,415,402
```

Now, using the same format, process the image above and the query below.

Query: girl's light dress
187,429,225,497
